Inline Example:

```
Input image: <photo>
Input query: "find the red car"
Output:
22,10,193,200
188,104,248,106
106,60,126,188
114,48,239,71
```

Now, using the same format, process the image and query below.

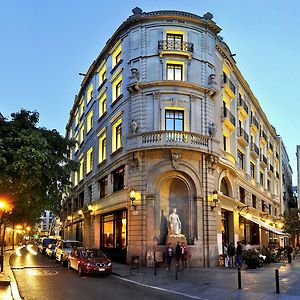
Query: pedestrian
227,241,236,268
165,243,174,271
181,242,188,269
236,241,243,268
286,243,293,264
223,243,229,268
175,241,181,270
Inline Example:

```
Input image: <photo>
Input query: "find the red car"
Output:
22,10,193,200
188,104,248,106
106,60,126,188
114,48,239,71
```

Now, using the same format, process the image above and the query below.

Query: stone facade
63,8,286,267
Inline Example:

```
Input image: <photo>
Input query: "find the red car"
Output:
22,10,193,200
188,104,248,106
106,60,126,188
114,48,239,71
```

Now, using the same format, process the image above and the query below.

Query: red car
67,248,112,276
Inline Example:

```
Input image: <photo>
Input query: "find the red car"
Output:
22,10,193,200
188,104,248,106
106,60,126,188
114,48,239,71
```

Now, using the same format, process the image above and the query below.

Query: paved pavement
2,248,300,299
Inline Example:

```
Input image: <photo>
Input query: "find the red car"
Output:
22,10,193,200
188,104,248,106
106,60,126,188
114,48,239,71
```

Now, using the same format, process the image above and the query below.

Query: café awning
245,215,285,235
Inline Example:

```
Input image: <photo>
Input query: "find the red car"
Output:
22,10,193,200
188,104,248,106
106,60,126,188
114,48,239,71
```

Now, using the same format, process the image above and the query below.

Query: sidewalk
112,258,300,299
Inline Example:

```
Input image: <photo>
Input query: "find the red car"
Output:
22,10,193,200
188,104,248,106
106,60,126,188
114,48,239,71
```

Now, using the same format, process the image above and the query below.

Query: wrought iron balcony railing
237,127,249,144
222,107,236,127
223,72,236,95
250,115,259,130
158,40,194,52
238,95,249,114
250,142,260,156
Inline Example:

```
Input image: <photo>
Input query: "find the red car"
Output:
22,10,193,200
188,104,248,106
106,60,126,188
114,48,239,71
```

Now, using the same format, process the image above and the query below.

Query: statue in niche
131,119,138,133
171,152,181,169
168,208,182,235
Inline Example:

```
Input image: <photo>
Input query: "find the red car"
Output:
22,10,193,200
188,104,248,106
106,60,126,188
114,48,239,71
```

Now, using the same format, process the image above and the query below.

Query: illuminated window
112,75,122,102
79,156,84,181
86,147,93,174
112,46,122,68
69,128,73,140
165,110,183,131
166,33,183,50
87,84,93,103
112,119,122,152
99,94,107,117
74,132,79,152
74,171,78,186
99,65,107,86
80,123,84,145
79,98,84,117
167,62,183,80
74,109,79,127
87,110,93,133
99,134,107,163
69,148,72,160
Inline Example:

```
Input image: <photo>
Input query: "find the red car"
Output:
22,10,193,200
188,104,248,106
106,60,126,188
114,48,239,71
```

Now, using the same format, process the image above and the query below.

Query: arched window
220,178,229,197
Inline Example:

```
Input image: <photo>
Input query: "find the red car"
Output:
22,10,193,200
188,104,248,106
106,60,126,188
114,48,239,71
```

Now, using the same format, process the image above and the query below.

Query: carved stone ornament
131,119,138,134
153,92,160,100
207,154,218,174
171,152,181,170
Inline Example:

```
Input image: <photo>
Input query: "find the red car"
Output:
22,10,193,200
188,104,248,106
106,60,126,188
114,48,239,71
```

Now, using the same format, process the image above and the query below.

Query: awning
243,215,285,235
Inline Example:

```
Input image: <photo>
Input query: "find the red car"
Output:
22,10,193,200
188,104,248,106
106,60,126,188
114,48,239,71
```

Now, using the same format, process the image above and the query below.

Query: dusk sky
1,0,299,183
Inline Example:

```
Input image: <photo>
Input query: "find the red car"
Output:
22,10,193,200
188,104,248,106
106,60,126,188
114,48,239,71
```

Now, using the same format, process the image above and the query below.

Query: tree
0,109,77,226
283,208,300,247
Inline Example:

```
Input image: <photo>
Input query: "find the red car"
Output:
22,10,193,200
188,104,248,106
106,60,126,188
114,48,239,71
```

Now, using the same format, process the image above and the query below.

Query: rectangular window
87,84,93,103
237,150,244,170
99,65,107,86
112,46,122,68
262,200,266,212
112,166,125,192
239,186,246,203
99,134,107,163
74,132,79,152
87,110,93,133
267,178,270,191
79,157,84,181
112,75,122,102
80,123,84,145
99,176,108,198
75,109,79,127
69,128,73,140
112,119,122,153
165,110,184,131
223,135,227,151
86,147,93,174
250,162,255,179
252,194,256,208
269,204,272,215
166,33,183,50
80,98,84,117
260,171,264,186
99,94,107,117
74,171,78,186
167,63,183,81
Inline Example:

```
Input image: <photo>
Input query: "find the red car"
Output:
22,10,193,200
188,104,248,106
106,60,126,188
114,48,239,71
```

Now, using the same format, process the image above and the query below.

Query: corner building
64,8,284,266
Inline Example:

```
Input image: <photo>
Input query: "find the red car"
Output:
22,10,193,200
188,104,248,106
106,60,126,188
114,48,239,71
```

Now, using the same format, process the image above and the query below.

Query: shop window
112,165,124,192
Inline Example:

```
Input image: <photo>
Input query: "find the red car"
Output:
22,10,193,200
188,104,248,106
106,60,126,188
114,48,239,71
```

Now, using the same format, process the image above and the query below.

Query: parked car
45,243,57,259
38,237,57,255
68,248,112,276
55,240,81,266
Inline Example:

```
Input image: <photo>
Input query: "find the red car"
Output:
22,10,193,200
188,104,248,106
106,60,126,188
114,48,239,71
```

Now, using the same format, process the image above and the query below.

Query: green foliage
242,249,261,268
259,246,273,264
283,208,300,246
0,109,78,225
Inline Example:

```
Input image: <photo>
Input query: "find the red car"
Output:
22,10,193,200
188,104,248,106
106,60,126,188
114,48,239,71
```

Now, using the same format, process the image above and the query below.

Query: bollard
275,269,280,294
238,267,241,289
154,260,157,276
175,262,178,280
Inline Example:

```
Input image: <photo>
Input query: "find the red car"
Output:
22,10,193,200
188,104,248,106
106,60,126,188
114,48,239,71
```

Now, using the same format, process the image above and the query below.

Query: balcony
158,40,194,58
237,127,249,146
250,142,260,158
260,154,268,167
238,95,249,117
127,130,209,152
222,72,236,98
260,129,267,144
268,142,273,154
250,114,259,133
221,107,236,130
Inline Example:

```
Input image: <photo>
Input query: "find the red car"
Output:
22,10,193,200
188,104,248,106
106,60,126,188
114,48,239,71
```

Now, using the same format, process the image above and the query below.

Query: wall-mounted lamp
67,215,72,221
130,188,136,210
88,204,95,219
209,190,219,211
78,209,83,216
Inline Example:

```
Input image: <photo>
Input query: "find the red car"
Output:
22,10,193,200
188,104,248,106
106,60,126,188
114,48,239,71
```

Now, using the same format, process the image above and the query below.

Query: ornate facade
63,8,285,266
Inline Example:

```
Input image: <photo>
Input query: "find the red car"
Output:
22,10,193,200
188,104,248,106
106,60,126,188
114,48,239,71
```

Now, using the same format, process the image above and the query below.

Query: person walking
165,243,174,271
236,241,243,268
224,243,229,268
181,242,188,269
286,243,293,264
227,241,236,268
175,241,182,270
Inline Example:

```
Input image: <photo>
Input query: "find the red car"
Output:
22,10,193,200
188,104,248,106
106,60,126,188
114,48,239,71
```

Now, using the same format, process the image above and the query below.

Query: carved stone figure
131,119,138,133
168,208,182,235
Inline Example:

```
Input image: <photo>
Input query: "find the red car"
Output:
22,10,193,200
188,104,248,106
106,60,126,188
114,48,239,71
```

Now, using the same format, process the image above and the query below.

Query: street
10,245,190,300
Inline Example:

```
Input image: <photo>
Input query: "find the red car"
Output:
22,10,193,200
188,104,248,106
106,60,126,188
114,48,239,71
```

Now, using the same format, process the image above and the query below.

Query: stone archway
158,177,189,244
